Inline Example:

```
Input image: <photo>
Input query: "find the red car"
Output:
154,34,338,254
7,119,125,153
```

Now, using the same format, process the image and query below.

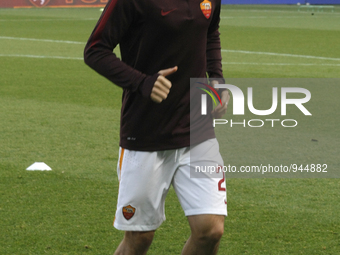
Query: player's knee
194,222,224,245
125,231,155,248
204,225,224,244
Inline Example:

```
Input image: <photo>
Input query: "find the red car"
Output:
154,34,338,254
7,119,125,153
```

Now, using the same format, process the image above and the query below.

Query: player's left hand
211,80,230,119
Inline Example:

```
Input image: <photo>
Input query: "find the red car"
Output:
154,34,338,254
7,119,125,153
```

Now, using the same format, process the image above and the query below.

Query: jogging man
84,0,229,253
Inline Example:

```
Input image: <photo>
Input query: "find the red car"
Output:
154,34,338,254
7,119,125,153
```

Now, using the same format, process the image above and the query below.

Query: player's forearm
84,43,158,97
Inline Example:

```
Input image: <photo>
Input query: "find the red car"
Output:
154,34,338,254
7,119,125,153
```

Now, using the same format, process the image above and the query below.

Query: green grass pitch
0,5,339,254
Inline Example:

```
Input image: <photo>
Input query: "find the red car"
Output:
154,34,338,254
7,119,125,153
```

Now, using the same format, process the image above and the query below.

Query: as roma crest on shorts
29,0,50,7
122,205,136,220
200,0,212,19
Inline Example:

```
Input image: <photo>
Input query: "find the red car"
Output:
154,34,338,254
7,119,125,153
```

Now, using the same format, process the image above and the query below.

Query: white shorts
113,138,227,231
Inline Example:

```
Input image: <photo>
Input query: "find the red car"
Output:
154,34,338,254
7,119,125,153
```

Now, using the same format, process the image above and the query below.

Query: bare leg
182,215,225,255
114,231,155,255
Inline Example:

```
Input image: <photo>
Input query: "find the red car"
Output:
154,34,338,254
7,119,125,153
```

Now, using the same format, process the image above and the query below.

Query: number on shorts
217,166,226,191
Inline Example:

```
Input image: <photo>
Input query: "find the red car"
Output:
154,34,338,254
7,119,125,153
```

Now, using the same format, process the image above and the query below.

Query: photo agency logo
197,82,222,115
198,82,312,128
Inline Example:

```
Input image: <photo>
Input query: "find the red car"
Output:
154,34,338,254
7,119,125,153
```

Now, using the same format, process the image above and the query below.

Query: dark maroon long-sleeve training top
84,0,223,151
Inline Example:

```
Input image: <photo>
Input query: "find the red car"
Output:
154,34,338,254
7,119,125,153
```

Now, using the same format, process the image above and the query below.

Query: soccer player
84,0,229,253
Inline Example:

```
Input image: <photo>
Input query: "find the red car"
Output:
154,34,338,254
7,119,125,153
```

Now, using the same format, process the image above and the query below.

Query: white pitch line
0,36,84,45
0,54,83,60
222,49,340,61
0,18,98,22
1,36,339,62
220,16,312,19
222,62,340,67
1,54,339,67
1,36,340,63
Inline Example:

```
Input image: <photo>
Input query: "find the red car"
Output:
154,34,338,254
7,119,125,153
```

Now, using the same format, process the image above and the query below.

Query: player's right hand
151,66,178,103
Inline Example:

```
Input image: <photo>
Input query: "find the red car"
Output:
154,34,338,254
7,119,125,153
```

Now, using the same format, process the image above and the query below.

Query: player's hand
151,66,178,103
211,80,230,119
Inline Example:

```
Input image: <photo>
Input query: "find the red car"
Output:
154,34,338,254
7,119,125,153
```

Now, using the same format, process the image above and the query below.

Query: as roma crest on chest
122,205,136,220
200,0,212,19
29,0,50,7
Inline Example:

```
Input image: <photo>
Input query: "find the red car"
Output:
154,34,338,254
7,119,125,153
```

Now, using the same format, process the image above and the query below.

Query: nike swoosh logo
161,8,177,16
